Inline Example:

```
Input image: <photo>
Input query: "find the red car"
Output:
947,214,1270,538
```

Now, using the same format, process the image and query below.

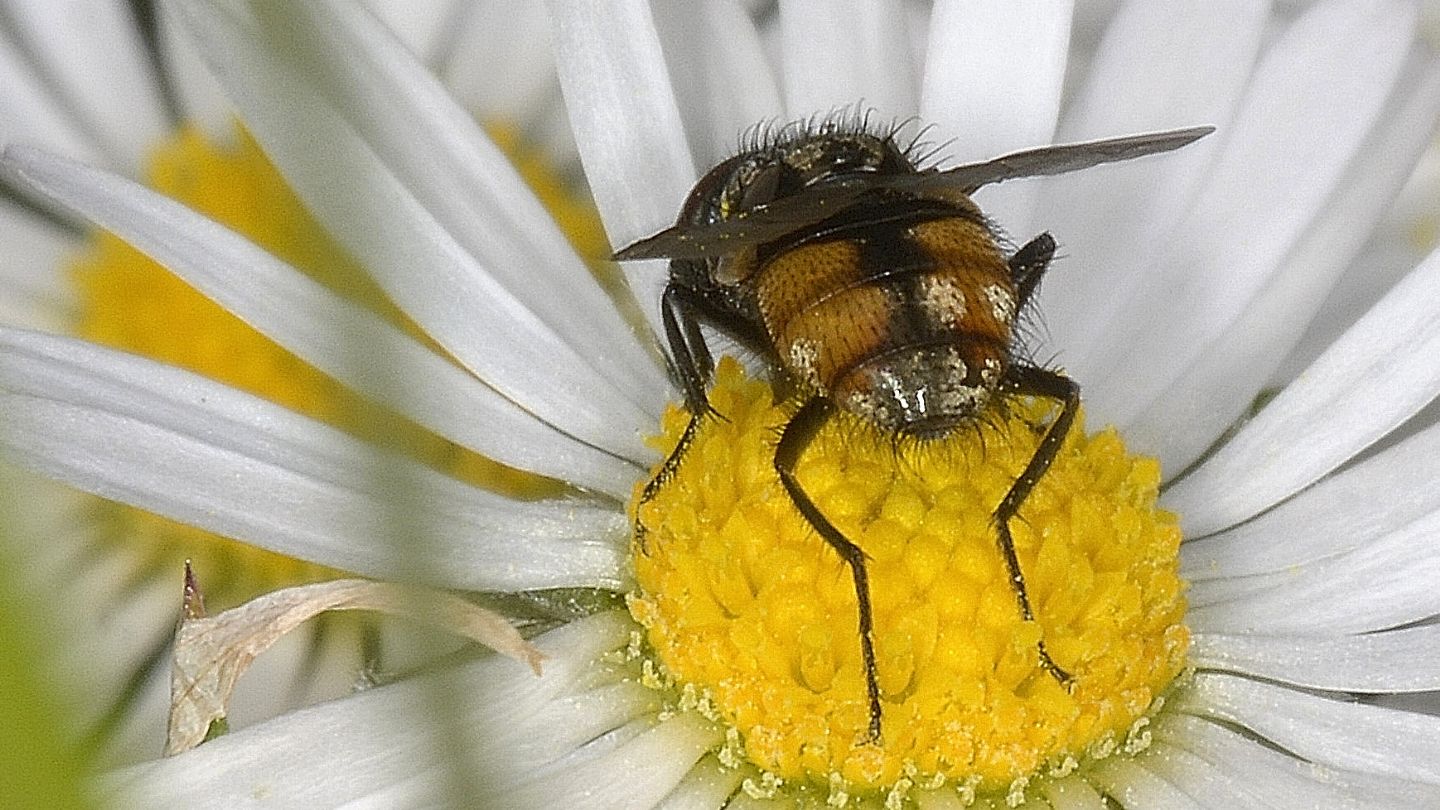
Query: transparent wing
613,126,1214,262
612,182,873,261
891,126,1215,195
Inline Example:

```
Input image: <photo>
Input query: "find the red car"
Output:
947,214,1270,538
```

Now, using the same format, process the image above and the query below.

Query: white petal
0,30,106,166
437,1,557,121
1165,245,1440,537
258,1,669,413
331,779,433,810
1276,106,1440,384
2,144,643,498
1138,742,1270,807
0,201,75,330
1016,792,1053,810
1086,757,1202,809
507,713,721,808
1039,0,1266,365
1178,672,1440,785
1187,506,1440,635
155,3,237,137
167,0,659,460
652,1,784,169
1080,0,1418,426
919,0,1072,159
0,327,627,592
1181,419,1440,581
1038,776,1107,810
0,0,169,174
1054,0,1263,142
1121,54,1440,474
1156,713,1440,809
1191,626,1440,693
914,787,965,810
920,0,1073,231
107,613,700,808
781,0,919,121
656,755,746,810
547,0,697,339
361,0,459,65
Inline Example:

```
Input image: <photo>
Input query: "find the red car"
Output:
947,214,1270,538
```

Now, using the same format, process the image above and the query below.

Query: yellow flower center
68,123,582,600
629,358,1188,802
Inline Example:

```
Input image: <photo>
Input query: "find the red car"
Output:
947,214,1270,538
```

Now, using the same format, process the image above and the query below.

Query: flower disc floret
630,359,1187,799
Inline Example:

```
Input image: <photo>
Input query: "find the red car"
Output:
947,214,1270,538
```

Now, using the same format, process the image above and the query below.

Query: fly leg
633,283,721,553
995,364,1080,689
1009,232,1056,309
775,396,884,744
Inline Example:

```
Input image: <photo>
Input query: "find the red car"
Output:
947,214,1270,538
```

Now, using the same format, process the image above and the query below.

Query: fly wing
613,126,1214,262
894,126,1215,195
612,182,874,261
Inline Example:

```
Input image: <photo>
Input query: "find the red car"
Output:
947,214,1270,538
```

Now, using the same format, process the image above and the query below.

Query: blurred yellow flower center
68,124,577,598
629,358,1188,801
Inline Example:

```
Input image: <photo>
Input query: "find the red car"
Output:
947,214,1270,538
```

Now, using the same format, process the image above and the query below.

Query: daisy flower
0,0,575,765
2,0,1440,807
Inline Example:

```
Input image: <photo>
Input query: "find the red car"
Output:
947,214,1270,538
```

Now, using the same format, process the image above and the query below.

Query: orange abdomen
753,216,1015,436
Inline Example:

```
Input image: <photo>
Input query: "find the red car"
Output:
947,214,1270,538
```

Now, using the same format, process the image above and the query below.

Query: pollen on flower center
628,358,1188,800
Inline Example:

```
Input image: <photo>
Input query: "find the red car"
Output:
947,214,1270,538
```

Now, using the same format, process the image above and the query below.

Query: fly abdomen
755,215,1014,436
834,333,1009,436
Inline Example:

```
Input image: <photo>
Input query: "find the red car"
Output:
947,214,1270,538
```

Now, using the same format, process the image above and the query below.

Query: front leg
660,282,719,418
634,283,726,552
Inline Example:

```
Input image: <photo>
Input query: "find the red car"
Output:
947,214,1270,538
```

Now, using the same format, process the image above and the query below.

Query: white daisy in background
0,0,576,767
3,0,1440,808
